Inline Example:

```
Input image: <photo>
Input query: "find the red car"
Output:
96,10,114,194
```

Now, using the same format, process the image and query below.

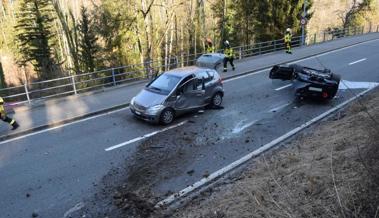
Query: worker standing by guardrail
285,28,293,54
223,40,235,72
205,38,215,53
0,97,19,130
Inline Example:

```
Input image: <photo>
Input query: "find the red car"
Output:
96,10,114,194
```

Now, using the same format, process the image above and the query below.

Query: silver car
130,66,224,125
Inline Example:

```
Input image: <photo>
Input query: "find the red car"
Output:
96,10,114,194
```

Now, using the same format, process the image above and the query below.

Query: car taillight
322,92,328,98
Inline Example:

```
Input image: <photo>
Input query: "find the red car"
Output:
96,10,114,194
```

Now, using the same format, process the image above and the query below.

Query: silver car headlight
146,104,165,115
130,97,135,106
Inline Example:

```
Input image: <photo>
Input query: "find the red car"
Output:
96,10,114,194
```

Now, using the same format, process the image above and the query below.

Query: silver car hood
134,89,167,108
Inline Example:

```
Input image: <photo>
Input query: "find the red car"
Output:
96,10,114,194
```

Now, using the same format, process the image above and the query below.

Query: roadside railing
0,25,376,105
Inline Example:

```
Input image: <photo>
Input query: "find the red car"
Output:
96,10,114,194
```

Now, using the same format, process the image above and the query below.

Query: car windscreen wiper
149,86,162,92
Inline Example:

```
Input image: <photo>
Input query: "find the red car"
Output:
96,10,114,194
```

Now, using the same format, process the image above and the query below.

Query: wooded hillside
0,0,377,88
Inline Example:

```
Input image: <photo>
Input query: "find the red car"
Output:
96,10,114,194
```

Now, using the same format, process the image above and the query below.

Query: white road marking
155,84,379,208
275,84,292,91
348,58,367,65
2,38,379,143
0,106,130,146
269,103,290,112
232,120,258,134
224,39,379,83
292,39,378,64
339,80,379,90
105,121,187,151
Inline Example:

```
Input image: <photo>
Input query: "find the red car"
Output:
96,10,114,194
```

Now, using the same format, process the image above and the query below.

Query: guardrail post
111,68,116,86
273,40,277,51
24,83,31,104
313,34,316,44
258,43,261,55
239,47,242,59
377,25,379,32
323,31,326,42
71,75,77,95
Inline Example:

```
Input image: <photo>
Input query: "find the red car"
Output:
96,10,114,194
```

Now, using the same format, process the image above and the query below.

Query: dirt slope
172,88,379,218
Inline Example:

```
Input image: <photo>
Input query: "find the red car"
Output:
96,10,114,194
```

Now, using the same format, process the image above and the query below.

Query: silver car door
175,77,205,110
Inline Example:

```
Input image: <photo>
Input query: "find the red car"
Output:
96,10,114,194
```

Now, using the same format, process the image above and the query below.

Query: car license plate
309,87,322,92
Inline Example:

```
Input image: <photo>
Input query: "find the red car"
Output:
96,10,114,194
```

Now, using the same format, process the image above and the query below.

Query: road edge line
0,103,130,142
155,84,379,208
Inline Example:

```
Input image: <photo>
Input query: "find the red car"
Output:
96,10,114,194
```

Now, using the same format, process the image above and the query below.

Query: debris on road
172,88,379,218
187,170,195,176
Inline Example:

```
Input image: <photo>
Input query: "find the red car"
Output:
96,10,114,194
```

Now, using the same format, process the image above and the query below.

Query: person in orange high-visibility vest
0,97,19,130
205,38,215,53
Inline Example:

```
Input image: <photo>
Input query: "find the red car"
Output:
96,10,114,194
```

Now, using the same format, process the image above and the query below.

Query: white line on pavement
224,39,379,83
105,121,187,151
155,84,379,208
275,84,293,91
224,69,268,83
348,58,367,65
0,107,130,145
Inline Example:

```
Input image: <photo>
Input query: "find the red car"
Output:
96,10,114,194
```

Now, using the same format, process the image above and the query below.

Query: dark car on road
270,64,341,100
130,66,224,125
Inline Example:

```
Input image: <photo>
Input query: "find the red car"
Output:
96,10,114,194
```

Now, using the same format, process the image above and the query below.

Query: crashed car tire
269,64,341,100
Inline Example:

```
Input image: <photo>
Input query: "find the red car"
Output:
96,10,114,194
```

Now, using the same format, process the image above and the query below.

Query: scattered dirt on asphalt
171,88,379,218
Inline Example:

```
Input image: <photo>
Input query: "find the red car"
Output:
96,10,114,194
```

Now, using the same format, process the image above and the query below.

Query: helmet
224,40,230,47
286,28,291,33
206,38,213,44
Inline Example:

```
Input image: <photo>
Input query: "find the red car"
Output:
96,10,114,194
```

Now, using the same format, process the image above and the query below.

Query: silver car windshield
147,74,181,95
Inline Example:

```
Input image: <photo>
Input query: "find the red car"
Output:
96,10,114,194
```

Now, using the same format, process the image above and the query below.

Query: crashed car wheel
160,108,175,125
326,73,341,99
211,92,223,107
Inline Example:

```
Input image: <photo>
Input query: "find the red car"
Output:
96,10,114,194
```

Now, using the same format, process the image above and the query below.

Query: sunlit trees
15,0,58,80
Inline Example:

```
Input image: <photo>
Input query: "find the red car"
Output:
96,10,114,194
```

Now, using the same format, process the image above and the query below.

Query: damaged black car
269,64,341,100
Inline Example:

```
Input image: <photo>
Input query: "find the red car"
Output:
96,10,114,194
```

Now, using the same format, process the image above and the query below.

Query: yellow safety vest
0,97,5,115
206,46,215,53
284,33,292,43
224,47,234,58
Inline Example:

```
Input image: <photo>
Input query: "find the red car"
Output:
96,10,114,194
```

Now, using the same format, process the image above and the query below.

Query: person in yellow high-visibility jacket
205,38,215,53
223,40,235,72
284,28,292,54
0,97,19,130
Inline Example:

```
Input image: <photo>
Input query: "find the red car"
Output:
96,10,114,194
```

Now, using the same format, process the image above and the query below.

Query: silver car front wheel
160,109,174,125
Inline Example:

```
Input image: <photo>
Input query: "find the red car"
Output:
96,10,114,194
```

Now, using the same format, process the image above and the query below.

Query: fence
0,25,375,105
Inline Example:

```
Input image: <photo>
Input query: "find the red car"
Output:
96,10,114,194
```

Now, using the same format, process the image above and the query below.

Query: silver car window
147,74,181,94
196,71,209,80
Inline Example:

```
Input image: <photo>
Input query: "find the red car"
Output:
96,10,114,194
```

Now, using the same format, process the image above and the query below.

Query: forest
0,0,376,88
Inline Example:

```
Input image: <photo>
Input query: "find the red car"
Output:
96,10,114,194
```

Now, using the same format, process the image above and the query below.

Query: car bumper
295,84,337,99
130,107,160,123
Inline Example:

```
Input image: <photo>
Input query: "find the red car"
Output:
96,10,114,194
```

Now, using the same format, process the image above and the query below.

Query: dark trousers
223,57,235,70
1,114,15,125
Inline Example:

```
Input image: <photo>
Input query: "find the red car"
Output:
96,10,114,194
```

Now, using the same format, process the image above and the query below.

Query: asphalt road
1,39,379,218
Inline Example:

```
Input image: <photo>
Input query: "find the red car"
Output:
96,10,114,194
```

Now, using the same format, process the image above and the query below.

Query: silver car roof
164,66,210,78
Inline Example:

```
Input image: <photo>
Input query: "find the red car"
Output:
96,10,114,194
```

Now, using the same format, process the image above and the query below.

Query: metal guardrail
0,25,375,105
